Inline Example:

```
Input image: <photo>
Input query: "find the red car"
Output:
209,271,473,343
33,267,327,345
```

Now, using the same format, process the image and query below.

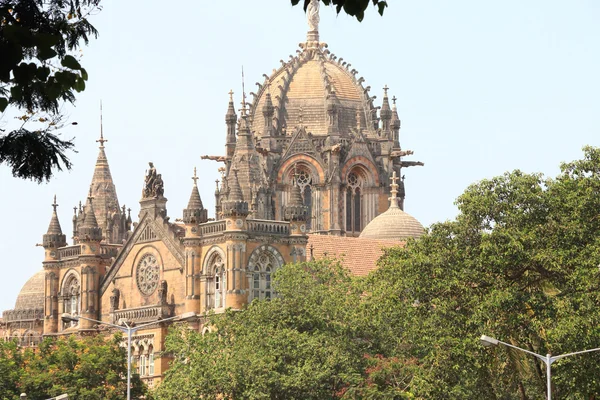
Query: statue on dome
142,162,164,198
307,0,320,32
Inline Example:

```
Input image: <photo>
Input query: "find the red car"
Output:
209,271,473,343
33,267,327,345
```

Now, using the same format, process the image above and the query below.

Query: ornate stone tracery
136,254,160,296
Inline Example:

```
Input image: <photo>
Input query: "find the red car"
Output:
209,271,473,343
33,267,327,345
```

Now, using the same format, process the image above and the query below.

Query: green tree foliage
158,146,600,399
293,0,387,22
0,333,149,400
0,0,100,182
372,145,600,399
156,259,414,400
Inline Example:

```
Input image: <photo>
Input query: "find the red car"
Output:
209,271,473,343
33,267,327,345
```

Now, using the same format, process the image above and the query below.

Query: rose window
136,254,160,295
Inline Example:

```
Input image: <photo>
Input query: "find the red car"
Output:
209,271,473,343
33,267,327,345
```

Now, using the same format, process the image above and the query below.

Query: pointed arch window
62,274,80,328
248,247,283,302
291,166,314,230
206,252,226,310
346,172,363,234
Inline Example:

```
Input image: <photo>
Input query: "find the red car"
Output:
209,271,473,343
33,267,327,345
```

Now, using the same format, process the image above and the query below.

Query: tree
294,0,388,22
370,145,600,399
0,0,100,182
0,333,149,400
156,259,415,400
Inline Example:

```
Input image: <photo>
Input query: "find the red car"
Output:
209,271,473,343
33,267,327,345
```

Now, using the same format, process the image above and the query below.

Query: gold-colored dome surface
14,270,45,310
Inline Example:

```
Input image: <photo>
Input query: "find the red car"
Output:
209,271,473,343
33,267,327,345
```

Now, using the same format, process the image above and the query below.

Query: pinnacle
82,195,99,228
388,171,400,209
228,169,244,202
187,168,204,210
46,195,63,235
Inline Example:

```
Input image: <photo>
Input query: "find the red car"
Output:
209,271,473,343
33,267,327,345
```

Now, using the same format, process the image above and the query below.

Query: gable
99,213,184,295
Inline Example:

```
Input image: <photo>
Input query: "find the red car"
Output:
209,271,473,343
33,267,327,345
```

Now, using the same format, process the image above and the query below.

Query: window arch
204,247,226,310
345,170,364,235
288,164,315,230
247,246,284,302
62,272,80,329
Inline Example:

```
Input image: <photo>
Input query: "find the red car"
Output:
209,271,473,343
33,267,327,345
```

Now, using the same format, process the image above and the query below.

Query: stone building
1,0,426,388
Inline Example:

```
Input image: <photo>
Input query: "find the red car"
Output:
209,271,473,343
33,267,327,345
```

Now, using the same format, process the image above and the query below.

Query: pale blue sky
1,0,599,315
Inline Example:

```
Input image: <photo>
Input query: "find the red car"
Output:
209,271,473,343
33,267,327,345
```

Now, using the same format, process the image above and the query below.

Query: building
1,0,425,388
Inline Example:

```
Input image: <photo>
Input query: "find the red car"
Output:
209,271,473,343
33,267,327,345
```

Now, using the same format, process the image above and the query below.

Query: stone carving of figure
153,174,164,197
143,162,157,198
110,288,120,311
158,280,168,305
307,0,319,32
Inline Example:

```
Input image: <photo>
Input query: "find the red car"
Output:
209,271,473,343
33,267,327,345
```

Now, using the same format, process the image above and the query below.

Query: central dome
249,41,376,137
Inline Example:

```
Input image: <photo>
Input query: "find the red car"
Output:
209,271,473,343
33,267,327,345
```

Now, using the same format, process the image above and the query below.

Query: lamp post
61,312,195,400
480,334,600,400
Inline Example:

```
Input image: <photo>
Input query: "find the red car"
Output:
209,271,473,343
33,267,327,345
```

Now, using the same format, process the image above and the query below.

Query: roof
14,270,45,311
306,234,404,276
359,206,425,241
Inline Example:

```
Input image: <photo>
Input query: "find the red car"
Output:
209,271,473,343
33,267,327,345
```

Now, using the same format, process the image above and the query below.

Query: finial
228,89,234,102
383,85,389,97
392,95,397,105
122,204,126,214
52,195,58,212
240,66,247,115
215,179,220,189
79,200,83,212
389,171,399,207
88,187,94,203
97,100,107,148
73,206,77,215
192,167,199,186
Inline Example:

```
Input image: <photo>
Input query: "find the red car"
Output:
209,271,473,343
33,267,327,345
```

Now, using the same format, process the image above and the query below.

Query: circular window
348,172,359,187
136,254,160,296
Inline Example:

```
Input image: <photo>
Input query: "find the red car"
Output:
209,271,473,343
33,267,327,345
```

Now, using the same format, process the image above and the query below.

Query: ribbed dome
360,172,425,241
14,270,45,310
250,40,377,137
359,206,424,241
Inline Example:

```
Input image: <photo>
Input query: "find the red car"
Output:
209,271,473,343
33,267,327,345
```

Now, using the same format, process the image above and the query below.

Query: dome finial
52,194,58,212
192,167,198,187
389,170,399,209
307,0,320,43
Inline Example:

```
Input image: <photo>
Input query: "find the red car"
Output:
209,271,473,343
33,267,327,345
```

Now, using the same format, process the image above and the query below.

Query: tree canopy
294,0,388,22
0,0,100,182
157,146,600,399
0,333,148,400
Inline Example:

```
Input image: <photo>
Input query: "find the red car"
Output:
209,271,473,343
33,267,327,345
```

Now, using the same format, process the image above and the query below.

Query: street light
480,334,600,400
61,312,195,400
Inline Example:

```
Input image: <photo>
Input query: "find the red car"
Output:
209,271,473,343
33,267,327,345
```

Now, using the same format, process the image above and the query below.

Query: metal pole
546,354,552,400
127,326,132,400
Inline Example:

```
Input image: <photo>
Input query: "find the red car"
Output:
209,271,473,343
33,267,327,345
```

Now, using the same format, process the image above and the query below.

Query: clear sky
1,0,598,315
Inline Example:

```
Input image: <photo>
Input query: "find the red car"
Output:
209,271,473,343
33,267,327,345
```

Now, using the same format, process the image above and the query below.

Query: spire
43,195,67,248
46,195,63,235
391,95,400,129
183,167,207,224
284,170,308,222
380,85,392,133
262,85,275,135
306,0,320,43
88,107,121,242
228,168,244,202
79,190,103,242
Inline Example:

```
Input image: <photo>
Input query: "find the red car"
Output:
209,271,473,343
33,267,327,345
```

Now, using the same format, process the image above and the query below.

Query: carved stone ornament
136,254,160,296
142,162,165,199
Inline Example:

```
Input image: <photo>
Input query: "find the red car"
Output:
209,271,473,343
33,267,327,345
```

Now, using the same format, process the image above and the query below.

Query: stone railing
199,220,226,236
112,305,171,324
247,219,290,236
58,245,81,260
2,308,44,322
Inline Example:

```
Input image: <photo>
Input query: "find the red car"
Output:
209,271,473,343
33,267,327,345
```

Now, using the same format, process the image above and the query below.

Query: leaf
38,46,58,61
80,68,88,81
61,55,81,70
0,97,8,112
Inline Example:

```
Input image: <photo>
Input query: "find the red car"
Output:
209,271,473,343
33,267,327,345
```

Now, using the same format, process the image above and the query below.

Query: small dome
359,171,424,241
14,270,45,310
359,206,424,241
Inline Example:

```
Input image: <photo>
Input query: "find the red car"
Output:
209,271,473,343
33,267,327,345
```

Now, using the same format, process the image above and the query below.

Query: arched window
296,169,313,230
247,246,284,302
205,250,226,310
139,345,147,376
346,172,363,234
148,345,155,376
62,274,80,328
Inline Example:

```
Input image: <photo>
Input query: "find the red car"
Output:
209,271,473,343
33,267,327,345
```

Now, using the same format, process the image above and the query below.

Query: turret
222,168,249,219
262,89,275,136
226,90,237,160
183,167,208,224
78,192,103,243
43,195,67,258
380,85,392,135
391,95,401,148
